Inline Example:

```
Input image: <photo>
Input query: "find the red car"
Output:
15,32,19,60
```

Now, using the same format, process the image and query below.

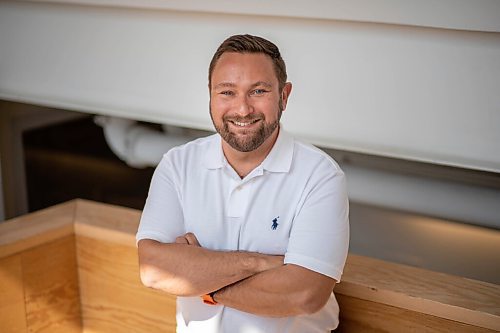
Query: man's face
209,52,289,153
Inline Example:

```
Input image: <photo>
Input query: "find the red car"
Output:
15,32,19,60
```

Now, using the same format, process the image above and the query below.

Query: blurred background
1,0,499,284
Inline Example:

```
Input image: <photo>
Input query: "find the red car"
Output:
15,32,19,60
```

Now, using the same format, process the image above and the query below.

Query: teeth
233,120,258,127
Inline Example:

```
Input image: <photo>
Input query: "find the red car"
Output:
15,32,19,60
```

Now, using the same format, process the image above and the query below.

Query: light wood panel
0,200,75,258
336,255,500,331
0,254,27,333
74,199,140,247
336,294,498,333
22,236,82,333
76,235,176,333
73,200,175,332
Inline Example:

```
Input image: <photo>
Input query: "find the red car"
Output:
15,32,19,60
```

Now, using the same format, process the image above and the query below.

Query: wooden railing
0,199,499,332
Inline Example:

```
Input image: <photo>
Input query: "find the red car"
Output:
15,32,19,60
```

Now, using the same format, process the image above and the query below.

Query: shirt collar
261,126,294,173
203,134,225,169
203,126,295,173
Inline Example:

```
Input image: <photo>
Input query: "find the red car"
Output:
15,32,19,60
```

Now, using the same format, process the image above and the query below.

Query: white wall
1,0,500,173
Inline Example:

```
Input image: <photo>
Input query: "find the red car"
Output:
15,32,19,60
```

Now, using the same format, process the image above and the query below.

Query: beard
210,103,283,153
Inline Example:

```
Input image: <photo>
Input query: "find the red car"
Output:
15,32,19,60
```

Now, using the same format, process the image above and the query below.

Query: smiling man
137,34,349,332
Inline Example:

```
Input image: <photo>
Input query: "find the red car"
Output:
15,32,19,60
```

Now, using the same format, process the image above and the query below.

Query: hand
175,232,283,272
175,232,201,246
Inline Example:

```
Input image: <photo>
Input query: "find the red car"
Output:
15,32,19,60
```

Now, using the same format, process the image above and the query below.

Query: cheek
210,99,224,114
211,96,231,110
258,97,281,116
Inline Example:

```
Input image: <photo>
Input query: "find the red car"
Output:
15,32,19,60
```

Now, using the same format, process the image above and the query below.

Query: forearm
214,264,335,317
138,239,282,296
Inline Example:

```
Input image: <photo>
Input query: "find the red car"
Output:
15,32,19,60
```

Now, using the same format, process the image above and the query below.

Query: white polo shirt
137,128,349,333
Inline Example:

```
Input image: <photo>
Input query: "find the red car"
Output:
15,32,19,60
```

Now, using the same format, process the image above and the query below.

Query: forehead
211,52,278,86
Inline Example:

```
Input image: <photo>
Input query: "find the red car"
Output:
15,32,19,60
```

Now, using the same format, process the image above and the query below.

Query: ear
281,82,293,111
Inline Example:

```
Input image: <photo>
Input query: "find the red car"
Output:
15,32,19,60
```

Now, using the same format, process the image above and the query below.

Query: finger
184,232,201,246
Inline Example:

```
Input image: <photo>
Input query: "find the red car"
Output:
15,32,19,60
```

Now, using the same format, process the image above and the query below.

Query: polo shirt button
236,185,242,191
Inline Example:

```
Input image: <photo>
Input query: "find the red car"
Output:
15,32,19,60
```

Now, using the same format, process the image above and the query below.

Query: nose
234,95,253,117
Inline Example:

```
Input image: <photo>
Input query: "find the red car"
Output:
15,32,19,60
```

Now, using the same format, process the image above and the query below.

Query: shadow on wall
23,116,156,211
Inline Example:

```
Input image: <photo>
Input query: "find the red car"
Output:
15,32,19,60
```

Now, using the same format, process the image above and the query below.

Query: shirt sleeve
284,161,349,282
136,152,185,245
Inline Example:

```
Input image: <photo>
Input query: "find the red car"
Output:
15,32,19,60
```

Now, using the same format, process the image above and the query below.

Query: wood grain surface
22,236,82,333
0,201,75,258
336,254,500,330
0,254,27,333
336,294,498,333
76,235,176,333
73,199,140,247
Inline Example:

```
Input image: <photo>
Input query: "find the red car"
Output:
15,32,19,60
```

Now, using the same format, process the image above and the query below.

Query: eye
252,89,268,95
220,90,234,96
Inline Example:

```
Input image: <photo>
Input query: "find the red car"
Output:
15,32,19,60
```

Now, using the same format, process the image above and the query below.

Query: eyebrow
213,81,273,90
213,82,236,89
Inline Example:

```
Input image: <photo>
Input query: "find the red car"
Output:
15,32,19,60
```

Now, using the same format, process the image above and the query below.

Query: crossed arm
138,233,336,317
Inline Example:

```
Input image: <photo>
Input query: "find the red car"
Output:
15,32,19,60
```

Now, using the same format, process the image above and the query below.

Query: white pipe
345,165,500,229
94,115,196,168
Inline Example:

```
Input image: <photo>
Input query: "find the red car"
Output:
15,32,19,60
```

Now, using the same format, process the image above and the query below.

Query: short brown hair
208,34,287,92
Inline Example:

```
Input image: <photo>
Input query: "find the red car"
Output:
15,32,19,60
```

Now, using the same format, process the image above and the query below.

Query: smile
230,119,260,127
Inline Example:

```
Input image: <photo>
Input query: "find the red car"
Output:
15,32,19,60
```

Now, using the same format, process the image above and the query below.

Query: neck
222,127,280,179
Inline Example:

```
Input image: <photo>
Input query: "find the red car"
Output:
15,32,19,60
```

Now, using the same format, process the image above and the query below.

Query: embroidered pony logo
271,216,280,230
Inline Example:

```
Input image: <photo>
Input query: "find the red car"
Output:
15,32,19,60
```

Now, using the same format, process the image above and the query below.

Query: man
137,34,349,332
